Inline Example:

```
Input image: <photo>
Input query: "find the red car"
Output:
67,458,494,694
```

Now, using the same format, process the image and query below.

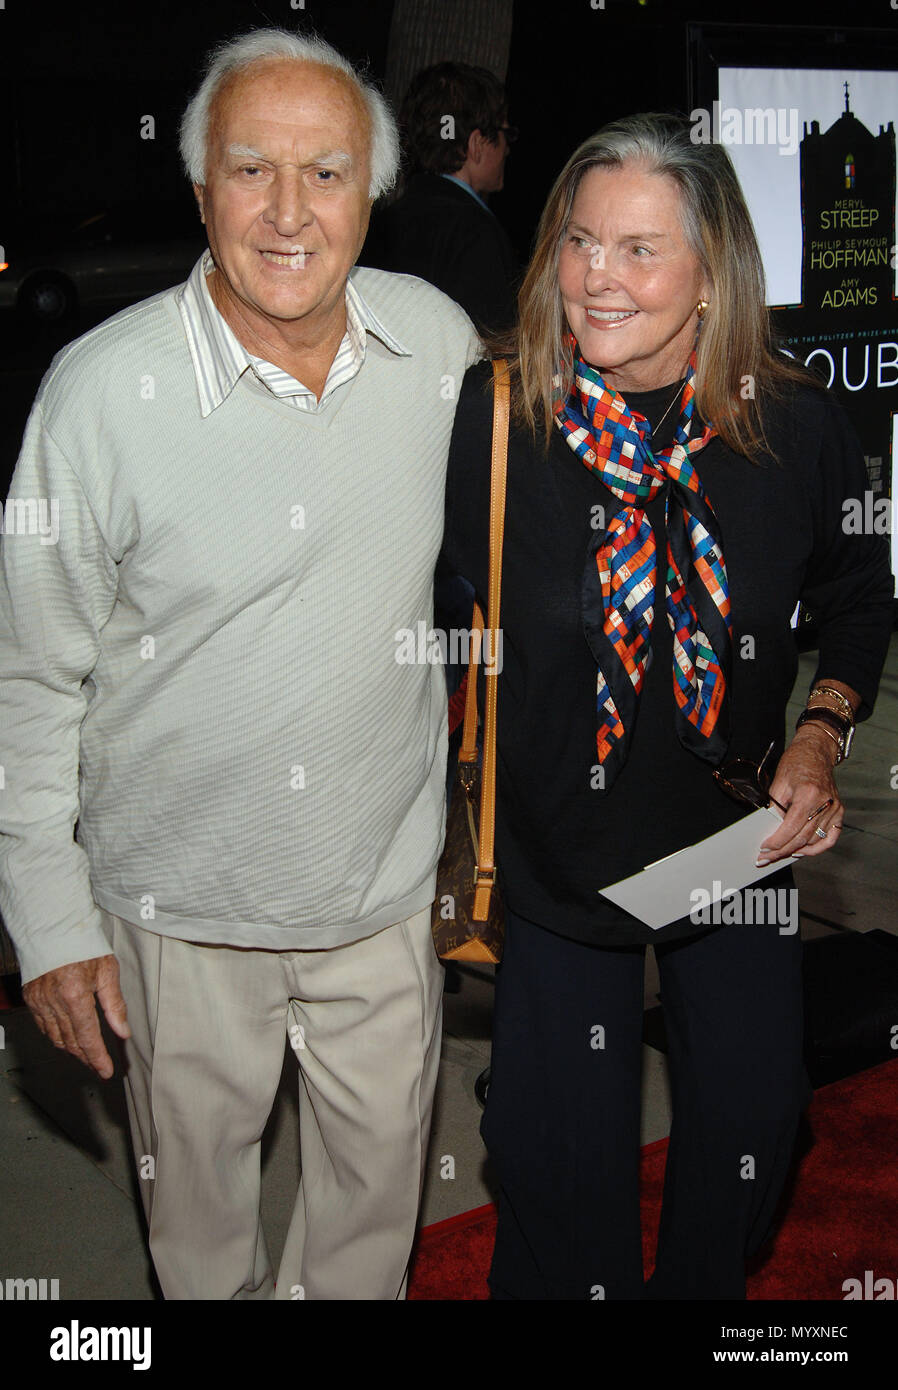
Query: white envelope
599,807,798,930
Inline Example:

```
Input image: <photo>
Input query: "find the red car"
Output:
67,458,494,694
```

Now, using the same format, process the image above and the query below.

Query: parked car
0,205,206,326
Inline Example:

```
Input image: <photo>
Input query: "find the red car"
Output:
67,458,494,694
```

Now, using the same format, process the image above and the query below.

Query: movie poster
716,67,898,576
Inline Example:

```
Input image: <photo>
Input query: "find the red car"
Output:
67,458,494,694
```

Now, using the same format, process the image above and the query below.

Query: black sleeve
441,360,496,605
797,389,895,720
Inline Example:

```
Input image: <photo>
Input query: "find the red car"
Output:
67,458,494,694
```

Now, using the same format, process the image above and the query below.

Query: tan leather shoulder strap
458,602,483,764
473,359,509,918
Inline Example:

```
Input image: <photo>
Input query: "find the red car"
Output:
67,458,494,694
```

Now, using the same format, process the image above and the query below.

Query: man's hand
757,724,843,865
22,955,130,1080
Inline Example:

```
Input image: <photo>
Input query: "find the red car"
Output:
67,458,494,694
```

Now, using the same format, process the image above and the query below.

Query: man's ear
466,129,485,166
193,184,206,225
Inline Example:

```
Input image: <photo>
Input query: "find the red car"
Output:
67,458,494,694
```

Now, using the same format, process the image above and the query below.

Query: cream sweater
0,267,480,982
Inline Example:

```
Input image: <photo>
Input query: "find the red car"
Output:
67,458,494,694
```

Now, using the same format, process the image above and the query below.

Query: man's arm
0,397,128,1074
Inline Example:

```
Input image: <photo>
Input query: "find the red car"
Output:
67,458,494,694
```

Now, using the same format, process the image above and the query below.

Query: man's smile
258,248,314,269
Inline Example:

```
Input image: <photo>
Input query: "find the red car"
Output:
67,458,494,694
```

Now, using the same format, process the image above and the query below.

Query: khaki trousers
102,906,443,1300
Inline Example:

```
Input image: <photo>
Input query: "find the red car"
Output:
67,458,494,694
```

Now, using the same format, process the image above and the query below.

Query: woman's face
558,162,711,394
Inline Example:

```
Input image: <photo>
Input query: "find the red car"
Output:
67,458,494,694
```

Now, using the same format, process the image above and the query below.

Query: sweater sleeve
798,390,895,720
0,401,119,982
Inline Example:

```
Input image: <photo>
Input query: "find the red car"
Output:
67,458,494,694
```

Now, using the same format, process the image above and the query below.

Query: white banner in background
718,67,898,308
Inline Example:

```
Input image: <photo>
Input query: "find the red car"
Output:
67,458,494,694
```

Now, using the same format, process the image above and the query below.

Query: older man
0,29,480,1300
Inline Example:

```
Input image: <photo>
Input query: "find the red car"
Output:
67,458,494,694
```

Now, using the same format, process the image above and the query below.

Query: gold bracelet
797,718,842,757
809,685,855,723
807,698,853,730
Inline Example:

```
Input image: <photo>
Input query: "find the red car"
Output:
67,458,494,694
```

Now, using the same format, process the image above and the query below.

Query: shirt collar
346,271,411,360
441,173,492,213
177,250,411,418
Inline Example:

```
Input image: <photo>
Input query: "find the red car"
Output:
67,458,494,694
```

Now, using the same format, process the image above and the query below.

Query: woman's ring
815,826,828,840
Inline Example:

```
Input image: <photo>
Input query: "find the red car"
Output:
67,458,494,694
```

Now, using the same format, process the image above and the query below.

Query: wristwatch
795,706,854,763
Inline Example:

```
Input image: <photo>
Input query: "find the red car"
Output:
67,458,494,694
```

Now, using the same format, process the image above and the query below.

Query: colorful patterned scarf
553,339,732,788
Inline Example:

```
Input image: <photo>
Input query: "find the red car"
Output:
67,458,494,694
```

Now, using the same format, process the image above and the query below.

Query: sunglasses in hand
713,740,788,816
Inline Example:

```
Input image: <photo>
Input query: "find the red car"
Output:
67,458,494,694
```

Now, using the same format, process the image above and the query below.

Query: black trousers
481,894,812,1300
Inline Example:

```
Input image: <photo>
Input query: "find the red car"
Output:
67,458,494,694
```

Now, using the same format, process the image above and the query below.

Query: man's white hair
179,28,399,199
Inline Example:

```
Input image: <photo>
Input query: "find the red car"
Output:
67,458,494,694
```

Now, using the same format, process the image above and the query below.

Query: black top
442,360,895,946
360,173,520,335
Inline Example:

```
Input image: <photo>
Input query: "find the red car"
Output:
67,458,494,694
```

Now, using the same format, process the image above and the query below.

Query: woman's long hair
489,112,819,458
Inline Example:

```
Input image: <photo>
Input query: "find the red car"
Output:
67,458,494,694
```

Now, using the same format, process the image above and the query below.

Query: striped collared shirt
176,250,411,417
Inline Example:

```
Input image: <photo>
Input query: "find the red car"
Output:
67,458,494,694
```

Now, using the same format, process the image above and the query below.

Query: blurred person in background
363,60,520,337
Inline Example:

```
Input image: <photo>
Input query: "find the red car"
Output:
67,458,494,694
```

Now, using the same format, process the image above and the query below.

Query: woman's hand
757,723,844,864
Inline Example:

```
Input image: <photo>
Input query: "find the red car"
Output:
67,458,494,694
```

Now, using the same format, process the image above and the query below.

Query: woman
441,113,894,1300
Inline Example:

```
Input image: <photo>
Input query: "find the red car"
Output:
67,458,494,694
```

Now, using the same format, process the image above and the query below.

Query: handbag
432,359,509,964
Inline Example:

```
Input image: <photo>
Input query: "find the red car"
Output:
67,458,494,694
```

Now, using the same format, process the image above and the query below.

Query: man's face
479,129,508,194
195,59,373,336
470,115,509,195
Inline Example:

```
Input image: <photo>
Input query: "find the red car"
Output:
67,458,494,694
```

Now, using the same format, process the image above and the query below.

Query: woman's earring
696,299,710,319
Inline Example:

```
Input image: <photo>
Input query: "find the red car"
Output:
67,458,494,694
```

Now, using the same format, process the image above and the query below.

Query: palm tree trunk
384,0,514,108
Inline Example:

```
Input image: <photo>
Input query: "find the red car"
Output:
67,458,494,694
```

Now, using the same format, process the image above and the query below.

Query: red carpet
408,1056,898,1299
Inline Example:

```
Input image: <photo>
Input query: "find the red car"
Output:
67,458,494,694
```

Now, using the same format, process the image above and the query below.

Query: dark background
1,0,897,491
4,0,897,254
